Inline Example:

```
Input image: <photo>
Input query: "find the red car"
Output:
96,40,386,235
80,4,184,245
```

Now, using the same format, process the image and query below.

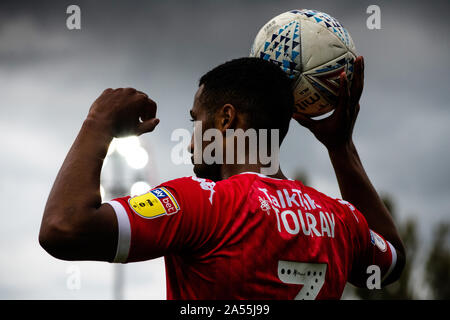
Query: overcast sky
0,0,449,299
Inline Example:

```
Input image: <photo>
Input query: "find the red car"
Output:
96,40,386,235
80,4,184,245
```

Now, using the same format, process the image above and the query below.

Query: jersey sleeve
105,176,219,263
336,200,398,287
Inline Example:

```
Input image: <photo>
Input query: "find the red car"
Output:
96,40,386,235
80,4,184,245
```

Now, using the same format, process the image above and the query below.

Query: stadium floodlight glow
115,136,141,157
100,184,105,200
107,139,117,156
130,181,151,196
125,146,149,169
104,139,117,166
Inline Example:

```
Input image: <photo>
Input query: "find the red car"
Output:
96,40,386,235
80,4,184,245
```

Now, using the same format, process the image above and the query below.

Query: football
250,9,357,117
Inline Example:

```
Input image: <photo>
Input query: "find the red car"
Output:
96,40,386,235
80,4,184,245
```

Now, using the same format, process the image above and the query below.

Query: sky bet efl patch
128,187,180,219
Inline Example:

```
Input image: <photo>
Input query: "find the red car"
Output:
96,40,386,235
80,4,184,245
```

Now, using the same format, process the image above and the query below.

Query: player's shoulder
160,175,245,192
225,172,261,190
161,172,278,189
301,184,340,207
158,174,254,207
170,172,260,191
161,175,215,189
157,176,216,203
300,183,362,223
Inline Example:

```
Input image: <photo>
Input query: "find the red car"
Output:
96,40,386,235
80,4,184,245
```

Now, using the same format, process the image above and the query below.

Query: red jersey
107,172,397,299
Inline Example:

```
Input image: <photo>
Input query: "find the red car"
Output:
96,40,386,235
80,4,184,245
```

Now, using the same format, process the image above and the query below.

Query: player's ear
215,103,237,132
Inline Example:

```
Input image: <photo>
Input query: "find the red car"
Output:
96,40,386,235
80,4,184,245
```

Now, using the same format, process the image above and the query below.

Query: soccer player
39,57,405,299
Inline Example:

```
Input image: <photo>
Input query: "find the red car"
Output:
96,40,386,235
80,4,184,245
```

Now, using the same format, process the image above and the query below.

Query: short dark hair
199,57,294,142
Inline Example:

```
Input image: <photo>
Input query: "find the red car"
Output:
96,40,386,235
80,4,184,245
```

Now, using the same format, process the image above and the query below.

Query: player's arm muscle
39,88,158,262
295,58,405,283
39,119,118,261
329,142,406,284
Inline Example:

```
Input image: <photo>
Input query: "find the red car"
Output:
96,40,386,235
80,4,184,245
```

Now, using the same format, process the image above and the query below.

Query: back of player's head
199,57,294,143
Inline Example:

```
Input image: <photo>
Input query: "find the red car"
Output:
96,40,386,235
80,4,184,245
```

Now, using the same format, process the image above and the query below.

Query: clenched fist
87,87,159,137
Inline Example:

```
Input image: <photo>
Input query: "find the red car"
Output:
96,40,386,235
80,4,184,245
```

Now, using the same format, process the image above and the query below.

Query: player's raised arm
39,88,159,262
294,56,405,285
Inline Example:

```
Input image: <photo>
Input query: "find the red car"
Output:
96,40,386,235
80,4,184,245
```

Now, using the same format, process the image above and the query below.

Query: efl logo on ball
250,9,357,117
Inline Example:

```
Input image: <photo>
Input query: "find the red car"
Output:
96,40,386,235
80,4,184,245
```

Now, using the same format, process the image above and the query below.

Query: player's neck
220,163,288,180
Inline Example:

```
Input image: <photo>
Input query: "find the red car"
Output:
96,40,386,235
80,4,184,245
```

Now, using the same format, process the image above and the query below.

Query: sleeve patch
128,187,180,219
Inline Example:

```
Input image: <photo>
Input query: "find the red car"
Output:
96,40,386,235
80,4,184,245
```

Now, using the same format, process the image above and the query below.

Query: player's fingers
137,98,157,121
350,58,363,120
350,56,364,107
334,72,350,120
293,113,315,129
136,118,160,135
123,87,137,95
136,90,149,98
103,88,114,94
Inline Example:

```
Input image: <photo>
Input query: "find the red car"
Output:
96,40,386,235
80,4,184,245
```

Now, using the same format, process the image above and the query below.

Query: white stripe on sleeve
382,241,398,283
106,200,131,263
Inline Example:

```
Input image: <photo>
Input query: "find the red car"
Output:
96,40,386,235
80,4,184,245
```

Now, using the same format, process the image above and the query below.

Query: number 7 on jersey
278,260,327,300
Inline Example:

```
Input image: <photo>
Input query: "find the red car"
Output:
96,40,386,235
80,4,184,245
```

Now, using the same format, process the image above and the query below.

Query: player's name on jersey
259,187,321,211
259,187,335,238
